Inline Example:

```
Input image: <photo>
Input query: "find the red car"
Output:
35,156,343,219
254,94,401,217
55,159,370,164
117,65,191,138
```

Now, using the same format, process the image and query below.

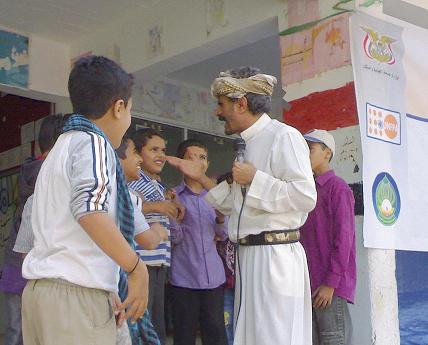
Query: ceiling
384,0,428,30
1,0,428,43
0,0,160,42
402,0,428,11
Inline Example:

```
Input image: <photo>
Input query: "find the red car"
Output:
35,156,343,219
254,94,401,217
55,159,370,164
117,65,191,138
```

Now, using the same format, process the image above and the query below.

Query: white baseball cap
304,129,336,158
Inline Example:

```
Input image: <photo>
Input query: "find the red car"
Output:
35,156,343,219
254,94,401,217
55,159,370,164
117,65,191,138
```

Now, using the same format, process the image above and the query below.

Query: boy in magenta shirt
300,129,356,345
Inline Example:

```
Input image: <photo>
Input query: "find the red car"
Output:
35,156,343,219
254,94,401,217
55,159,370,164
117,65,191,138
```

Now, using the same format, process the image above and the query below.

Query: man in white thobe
167,66,317,345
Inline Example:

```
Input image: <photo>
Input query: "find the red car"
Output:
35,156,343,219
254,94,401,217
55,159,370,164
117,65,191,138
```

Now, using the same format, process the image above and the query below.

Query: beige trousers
22,279,116,345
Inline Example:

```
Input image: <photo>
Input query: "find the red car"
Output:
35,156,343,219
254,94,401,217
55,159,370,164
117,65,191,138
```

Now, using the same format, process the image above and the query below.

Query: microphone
233,138,247,196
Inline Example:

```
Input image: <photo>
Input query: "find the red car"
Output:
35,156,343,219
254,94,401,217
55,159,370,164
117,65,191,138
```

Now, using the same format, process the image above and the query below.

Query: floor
0,333,202,344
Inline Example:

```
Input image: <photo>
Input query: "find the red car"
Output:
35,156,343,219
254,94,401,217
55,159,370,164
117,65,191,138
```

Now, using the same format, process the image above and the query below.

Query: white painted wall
70,0,287,73
0,29,70,98
29,35,69,97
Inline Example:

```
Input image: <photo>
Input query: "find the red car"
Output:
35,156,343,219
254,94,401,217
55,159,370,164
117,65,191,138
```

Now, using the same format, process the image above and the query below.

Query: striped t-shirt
22,131,120,292
128,171,171,267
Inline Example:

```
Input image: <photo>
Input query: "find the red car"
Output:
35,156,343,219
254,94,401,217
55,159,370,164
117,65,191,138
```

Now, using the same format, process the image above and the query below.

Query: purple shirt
169,181,228,289
300,170,356,303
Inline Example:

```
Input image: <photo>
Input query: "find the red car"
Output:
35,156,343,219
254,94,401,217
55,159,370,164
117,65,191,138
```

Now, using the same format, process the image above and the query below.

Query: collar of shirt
139,170,152,183
315,169,336,187
175,180,208,197
240,113,271,142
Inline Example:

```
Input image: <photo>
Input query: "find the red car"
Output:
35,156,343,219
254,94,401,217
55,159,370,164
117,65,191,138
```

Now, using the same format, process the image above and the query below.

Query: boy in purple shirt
300,129,356,345
169,139,228,345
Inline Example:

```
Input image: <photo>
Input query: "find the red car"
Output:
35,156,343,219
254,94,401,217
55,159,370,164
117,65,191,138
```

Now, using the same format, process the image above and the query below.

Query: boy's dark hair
176,139,208,159
38,113,70,154
116,129,134,160
131,128,165,153
68,55,134,119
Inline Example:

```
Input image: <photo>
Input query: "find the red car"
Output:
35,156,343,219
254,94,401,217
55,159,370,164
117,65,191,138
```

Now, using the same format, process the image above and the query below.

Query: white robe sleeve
205,180,233,216
245,131,317,214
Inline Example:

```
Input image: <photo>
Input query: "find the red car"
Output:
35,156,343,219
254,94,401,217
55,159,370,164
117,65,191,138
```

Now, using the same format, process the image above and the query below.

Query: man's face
183,146,209,175
215,95,241,135
139,135,167,175
121,139,142,182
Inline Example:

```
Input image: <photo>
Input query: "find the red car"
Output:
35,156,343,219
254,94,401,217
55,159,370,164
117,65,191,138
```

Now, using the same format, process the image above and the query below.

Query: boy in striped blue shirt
128,128,182,344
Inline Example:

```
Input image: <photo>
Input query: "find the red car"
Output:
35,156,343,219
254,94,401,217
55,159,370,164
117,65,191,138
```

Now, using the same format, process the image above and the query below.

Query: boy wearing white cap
301,129,356,345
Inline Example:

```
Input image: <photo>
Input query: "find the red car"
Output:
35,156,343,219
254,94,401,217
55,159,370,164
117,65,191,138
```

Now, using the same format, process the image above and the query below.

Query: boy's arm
135,224,163,250
79,213,142,271
324,185,356,289
14,195,35,256
205,181,233,215
131,191,162,250
166,156,216,191
313,186,355,309
213,209,228,241
79,213,148,321
69,133,147,322
242,132,317,214
166,156,233,214
142,200,179,220
151,222,169,241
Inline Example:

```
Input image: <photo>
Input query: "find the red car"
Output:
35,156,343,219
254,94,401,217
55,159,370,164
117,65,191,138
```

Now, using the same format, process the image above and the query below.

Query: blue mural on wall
0,29,29,88
396,250,428,345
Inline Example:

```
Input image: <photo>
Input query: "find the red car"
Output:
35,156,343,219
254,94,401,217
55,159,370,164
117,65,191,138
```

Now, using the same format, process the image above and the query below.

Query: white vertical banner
350,12,428,251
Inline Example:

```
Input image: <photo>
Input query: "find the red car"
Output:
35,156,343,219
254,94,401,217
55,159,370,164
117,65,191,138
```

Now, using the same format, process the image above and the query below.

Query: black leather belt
238,229,300,246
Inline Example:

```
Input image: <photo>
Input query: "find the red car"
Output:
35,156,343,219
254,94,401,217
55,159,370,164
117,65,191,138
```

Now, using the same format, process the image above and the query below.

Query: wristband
128,255,140,274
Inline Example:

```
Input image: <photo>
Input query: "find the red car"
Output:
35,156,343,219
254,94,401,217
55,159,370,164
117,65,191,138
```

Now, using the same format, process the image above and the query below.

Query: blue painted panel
396,250,428,345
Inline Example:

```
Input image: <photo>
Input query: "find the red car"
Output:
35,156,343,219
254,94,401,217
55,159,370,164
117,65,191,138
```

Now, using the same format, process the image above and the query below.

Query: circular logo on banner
372,172,401,226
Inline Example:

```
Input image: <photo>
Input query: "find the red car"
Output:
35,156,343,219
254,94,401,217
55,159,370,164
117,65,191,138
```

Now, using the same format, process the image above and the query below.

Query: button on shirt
169,182,228,289
205,113,317,241
300,170,356,303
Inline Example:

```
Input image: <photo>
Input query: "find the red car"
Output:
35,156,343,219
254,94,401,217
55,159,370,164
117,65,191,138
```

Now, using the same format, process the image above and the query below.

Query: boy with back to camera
21,56,149,345
16,129,165,345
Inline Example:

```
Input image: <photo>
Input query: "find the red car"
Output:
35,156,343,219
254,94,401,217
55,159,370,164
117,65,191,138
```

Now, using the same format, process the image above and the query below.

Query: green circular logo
372,172,401,226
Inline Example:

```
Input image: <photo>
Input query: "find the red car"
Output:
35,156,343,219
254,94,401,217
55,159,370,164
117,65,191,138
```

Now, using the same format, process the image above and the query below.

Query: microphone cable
231,138,247,332
234,187,246,332
216,171,245,332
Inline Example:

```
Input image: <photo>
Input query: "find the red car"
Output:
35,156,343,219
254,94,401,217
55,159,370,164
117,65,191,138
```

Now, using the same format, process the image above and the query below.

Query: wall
0,27,69,98
0,29,70,335
70,0,287,73
28,35,69,97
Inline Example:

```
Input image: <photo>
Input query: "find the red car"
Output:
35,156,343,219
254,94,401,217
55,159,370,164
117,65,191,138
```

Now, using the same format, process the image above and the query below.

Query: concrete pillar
368,249,400,345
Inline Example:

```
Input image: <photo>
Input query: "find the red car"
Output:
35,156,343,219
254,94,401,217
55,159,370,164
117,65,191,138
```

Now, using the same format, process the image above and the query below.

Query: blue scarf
63,114,160,345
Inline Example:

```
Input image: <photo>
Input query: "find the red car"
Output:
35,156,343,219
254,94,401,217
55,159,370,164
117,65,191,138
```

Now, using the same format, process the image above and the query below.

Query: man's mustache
218,116,226,122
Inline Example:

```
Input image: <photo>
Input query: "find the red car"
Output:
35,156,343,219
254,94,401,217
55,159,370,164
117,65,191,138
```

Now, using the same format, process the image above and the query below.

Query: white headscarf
211,71,277,98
